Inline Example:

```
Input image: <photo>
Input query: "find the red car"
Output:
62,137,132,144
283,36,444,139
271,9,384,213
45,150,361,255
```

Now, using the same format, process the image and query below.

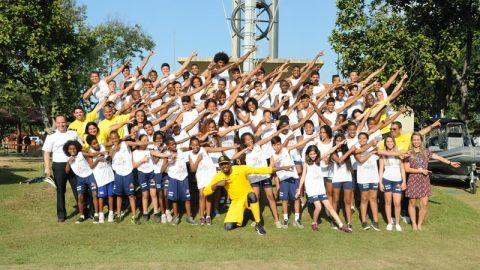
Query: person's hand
141,156,149,164
419,168,430,176
401,182,407,191
67,156,75,163
295,190,301,199
379,183,384,192
149,49,155,56
431,119,441,129
191,51,198,57
449,161,461,168
214,180,226,188
400,152,410,159
44,167,51,178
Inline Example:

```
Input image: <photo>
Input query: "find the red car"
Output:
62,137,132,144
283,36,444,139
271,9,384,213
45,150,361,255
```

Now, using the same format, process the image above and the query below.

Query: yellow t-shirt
98,114,130,142
379,132,412,152
82,130,109,151
68,110,98,137
365,100,391,135
204,165,272,200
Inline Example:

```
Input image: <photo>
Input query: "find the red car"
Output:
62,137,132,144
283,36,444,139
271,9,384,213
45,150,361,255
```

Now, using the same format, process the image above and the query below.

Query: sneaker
255,224,266,235
114,216,121,224
143,213,149,222
131,216,141,225
99,213,105,224
311,223,319,231
186,217,197,225
275,220,283,229
171,216,180,225
395,224,403,231
75,216,86,224
120,210,125,218
362,222,370,230
200,217,206,226
161,214,167,224
282,219,289,229
166,211,173,223
347,223,353,232
386,223,393,231
339,224,352,233
153,213,161,223
293,220,304,229
401,215,411,224
330,220,338,230
251,221,257,227
93,215,99,224
107,212,114,223
371,222,380,231
351,206,356,214
206,216,212,225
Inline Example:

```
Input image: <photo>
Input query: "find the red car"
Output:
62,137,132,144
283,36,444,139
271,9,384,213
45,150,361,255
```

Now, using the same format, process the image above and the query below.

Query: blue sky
78,0,339,81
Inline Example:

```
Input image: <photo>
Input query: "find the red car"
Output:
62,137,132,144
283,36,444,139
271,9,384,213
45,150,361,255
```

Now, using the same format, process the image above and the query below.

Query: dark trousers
52,162,78,220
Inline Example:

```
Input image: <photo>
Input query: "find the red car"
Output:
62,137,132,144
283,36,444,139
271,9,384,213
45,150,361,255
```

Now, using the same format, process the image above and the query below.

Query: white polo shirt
42,130,80,163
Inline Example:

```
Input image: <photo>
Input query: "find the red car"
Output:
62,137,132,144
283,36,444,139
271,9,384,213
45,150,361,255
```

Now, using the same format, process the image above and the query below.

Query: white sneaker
401,215,411,224
395,224,402,231
161,214,167,224
107,212,114,223
275,221,282,229
386,223,393,231
251,221,257,227
99,213,105,224
166,211,173,223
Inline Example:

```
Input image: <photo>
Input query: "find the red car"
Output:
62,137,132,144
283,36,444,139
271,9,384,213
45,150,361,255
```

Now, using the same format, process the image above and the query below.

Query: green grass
1,156,479,269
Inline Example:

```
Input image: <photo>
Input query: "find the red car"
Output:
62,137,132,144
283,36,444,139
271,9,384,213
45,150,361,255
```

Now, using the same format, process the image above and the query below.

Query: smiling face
304,122,314,135
272,141,282,154
310,74,320,85
122,67,130,78
308,149,318,162
411,134,423,148
391,123,402,138
243,134,254,147
292,66,301,78
55,116,67,132
327,101,335,112
161,66,170,76
135,111,145,124
220,163,232,175
235,97,244,108
191,65,199,75
319,127,328,141
167,139,177,152
347,124,357,138
144,124,154,136
90,139,100,151
67,144,78,157
358,133,368,146
109,132,120,145
247,101,256,113
222,112,231,126
192,77,202,88
190,139,200,154
90,72,100,84
385,137,395,150
349,71,359,83
73,108,85,121
365,94,375,107
87,124,98,136
280,81,289,93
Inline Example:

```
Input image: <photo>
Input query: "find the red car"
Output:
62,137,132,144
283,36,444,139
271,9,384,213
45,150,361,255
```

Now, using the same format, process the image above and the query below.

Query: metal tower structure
230,0,279,71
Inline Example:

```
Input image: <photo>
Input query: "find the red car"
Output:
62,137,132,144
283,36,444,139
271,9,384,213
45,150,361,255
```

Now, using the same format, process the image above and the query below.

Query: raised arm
360,63,386,86
134,50,155,77
105,59,131,82
173,51,198,78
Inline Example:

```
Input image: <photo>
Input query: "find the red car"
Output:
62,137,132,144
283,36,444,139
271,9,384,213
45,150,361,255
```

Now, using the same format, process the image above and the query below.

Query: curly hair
63,140,82,157
213,51,230,64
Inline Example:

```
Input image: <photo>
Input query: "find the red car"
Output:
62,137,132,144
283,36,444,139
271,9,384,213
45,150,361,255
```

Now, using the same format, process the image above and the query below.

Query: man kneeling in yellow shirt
203,156,292,235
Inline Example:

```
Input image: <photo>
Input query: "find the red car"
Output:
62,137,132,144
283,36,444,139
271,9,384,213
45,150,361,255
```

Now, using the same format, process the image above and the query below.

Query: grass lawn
0,156,479,269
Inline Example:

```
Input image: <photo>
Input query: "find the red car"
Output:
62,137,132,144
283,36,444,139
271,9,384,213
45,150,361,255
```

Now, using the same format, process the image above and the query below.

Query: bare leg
149,188,159,213
417,196,429,230
408,198,418,230
282,200,288,218
265,188,279,222
116,196,122,217
332,188,341,213
369,189,379,223
108,196,114,212
99,198,105,213
360,191,369,223
158,190,165,214
128,195,136,217
393,193,402,225
326,181,334,215
185,201,192,217
78,194,85,216
205,193,212,217
322,200,344,227
172,201,178,217
343,189,352,224
384,192,393,224
199,188,206,218
92,192,99,214
312,201,322,223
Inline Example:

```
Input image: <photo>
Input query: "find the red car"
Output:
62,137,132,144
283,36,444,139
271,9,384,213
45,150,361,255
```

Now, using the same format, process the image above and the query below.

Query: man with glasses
386,120,441,152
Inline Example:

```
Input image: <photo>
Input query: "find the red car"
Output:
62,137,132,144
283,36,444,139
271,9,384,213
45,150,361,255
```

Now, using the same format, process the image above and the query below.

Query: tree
0,0,155,129
330,0,480,132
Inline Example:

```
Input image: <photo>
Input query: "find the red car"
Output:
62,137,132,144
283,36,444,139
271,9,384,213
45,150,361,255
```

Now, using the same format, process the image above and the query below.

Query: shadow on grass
0,169,32,185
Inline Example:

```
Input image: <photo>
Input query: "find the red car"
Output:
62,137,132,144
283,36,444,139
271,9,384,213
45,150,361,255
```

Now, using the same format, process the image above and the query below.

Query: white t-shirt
304,163,326,196
112,142,133,176
279,131,301,162
90,145,114,187
346,136,359,170
181,110,199,135
165,148,188,180
43,130,80,163
271,148,298,181
245,145,269,183
69,153,93,178
250,109,263,128
132,149,155,173
324,111,337,126
332,152,352,183
382,156,402,182
189,148,216,189
356,147,379,184
316,140,333,178
93,80,110,101
219,127,235,159
259,123,277,159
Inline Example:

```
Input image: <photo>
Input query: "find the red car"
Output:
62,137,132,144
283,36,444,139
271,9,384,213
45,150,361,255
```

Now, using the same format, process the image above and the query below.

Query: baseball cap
218,155,231,165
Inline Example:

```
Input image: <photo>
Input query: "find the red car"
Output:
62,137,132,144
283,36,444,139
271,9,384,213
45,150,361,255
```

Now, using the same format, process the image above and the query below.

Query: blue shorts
382,179,402,194
294,161,303,166
113,172,135,196
333,181,353,190
97,182,114,198
324,177,332,184
162,173,169,189
167,177,191,201
154,173,164,191
308,194,328,203
358,183,379,192
279,178,299,201
251,178,273,188
137,171,156,192
77,174,97,194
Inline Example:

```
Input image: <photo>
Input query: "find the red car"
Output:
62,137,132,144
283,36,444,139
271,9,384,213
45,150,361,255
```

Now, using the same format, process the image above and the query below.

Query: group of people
42,48,460,235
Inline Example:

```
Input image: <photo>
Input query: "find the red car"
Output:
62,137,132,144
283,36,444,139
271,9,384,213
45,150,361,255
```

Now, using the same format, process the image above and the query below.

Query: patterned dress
405,150,433,198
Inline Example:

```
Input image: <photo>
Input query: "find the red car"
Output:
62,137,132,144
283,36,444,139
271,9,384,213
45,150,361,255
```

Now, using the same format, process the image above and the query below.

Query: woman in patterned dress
404,132,460,231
